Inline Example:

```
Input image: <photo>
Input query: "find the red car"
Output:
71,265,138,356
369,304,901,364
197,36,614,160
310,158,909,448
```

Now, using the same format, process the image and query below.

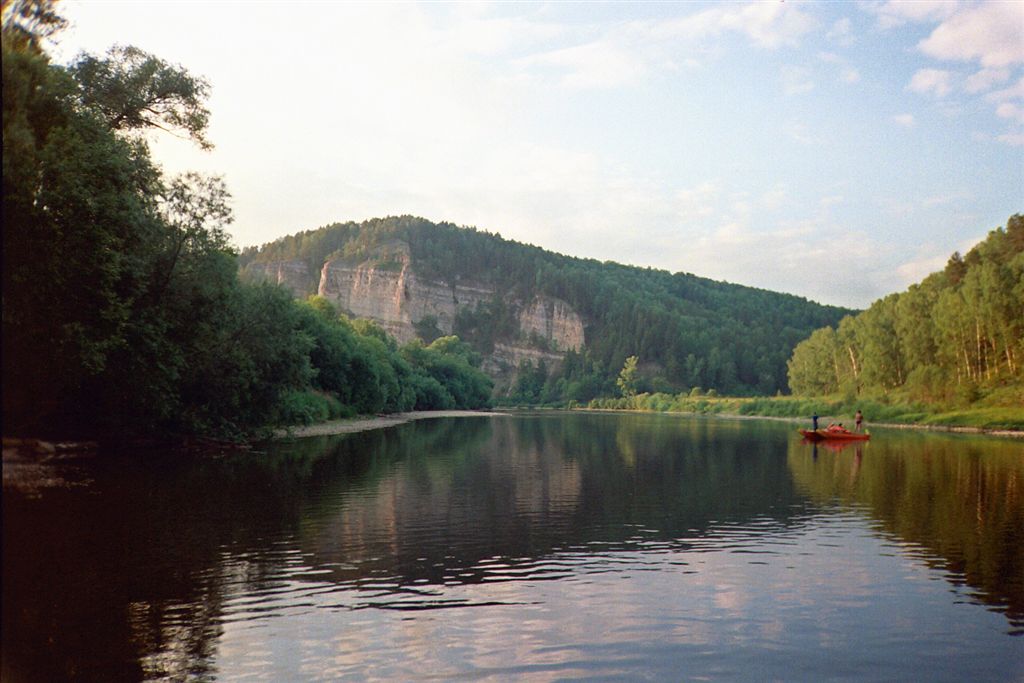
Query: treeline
1,4,489,441
787,215,1023,406
242,217,852,399
291,299,492,421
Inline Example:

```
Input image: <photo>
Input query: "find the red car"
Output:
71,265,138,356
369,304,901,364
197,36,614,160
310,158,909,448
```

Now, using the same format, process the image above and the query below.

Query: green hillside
787,213,1023,412
2,26,491,441
240,216,852,400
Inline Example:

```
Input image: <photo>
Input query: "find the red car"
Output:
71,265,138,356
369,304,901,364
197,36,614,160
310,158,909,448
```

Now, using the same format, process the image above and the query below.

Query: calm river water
3,413,1023,681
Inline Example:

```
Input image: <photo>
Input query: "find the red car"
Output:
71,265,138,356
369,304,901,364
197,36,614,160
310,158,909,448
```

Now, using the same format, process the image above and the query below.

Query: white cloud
984,76,1024,130
761,186,788,211
819,195,845,209
841,67,862,84
47,0,1020,308
658,181,898,306
819,51,861,84
995,102,1024,124
726,2,818,49
864,0,959,29
997,131,1024,146
985,76,1024,103
437,13,565,57
511,1,818,90
923,192,970,207
896,252,949,283
865,0,959,29
918,1,1024,68
781,65,815,95
896,230,989,286
827,17,855,46
675,181,722,221
872,3,1024,137
515,40,648,89
653,1,816,49
964,67,1011,94
682,212,894,306
907,68,953,97
785,122,826,146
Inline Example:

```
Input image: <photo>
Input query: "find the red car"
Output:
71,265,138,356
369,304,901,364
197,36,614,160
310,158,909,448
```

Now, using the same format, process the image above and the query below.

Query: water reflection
4,414,1022,681
789,432,1024,633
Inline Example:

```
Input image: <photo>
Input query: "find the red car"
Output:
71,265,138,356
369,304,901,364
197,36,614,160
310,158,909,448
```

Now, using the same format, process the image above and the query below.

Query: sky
49,1,1024,309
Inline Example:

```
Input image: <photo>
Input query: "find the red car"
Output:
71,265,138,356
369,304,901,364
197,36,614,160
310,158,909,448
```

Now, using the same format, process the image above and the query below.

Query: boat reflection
801,437,865,454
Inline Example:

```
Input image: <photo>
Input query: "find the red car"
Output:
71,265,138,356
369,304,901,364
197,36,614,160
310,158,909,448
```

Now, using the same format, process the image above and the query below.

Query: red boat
798,428,870,441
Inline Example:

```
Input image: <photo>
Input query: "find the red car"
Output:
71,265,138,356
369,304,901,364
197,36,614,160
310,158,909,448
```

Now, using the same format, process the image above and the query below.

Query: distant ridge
240,216,853,398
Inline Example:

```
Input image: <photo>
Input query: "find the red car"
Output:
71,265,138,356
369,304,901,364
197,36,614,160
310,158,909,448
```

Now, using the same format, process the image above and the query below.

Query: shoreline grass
581,393,1024,434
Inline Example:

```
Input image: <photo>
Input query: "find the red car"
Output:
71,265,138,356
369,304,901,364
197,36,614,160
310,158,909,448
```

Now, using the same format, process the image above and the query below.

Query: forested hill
788,214,1023,407
240,216,852,398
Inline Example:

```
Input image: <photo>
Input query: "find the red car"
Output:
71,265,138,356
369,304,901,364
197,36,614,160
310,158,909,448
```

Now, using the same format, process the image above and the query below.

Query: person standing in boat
812,413,819,431
855,409,863,432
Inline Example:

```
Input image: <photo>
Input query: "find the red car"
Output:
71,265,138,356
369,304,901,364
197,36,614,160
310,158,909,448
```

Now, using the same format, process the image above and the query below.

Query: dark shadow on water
4,413,1022,680
789,430,1024,633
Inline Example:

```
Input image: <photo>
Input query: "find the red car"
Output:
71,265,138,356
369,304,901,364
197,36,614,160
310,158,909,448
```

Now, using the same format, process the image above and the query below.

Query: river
3,412,1022,681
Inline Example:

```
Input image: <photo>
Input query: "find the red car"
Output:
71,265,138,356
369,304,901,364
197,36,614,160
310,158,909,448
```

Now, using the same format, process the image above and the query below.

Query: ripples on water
3,413,1022,681
203,511,1015,681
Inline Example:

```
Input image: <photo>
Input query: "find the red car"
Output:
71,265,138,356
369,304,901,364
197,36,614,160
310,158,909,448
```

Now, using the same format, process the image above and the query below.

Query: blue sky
52,1,1023,308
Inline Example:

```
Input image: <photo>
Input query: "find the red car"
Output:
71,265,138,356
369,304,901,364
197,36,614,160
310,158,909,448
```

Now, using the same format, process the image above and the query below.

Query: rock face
245,240,586,383
517,298,585,352
244,260,312,293
316,242,584,368
318,244,494,344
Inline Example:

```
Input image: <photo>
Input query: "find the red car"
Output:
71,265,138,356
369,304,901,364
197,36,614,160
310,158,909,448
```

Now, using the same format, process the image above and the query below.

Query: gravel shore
275,410,509,438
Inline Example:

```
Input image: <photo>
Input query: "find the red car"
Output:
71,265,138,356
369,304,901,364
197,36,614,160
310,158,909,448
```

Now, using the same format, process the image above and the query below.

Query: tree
70,45,213,149
239,216,853,399
2,38,167,432
413,314,443,344
787,327,840,395
1,0,66,52
617,355,639,398
856,294,903,389
2,16,283,438
786,214,1023,407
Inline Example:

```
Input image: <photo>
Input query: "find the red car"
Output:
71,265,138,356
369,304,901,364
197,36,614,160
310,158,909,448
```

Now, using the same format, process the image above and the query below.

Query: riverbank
286,407,1022,440
692,411,1024,439
585,408,1024,438
582,393,1024,434
275,410,509,438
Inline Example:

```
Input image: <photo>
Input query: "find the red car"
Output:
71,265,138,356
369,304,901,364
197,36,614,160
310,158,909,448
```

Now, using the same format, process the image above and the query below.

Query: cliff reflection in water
5,414,1022,681
4,414,807,680
294,414,808,592
788,433,1024,631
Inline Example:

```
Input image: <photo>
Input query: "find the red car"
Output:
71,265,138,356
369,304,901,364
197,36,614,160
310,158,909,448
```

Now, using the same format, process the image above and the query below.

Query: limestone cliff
313,242,585,375
244,260,313,294
244,240,586,380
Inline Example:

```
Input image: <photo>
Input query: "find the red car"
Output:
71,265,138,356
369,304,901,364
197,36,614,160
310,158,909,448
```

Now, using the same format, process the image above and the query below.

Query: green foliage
3,38,168,434
70,45,213,149
242,216,852,400
787,215,1024,412
922,408,1024,431
278,390,351,426
1,22,493,442
402,337,493,410
617,355,639,397
413,314,443,344
505,359,548,405
583,391,1021,431
1,0,67,52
